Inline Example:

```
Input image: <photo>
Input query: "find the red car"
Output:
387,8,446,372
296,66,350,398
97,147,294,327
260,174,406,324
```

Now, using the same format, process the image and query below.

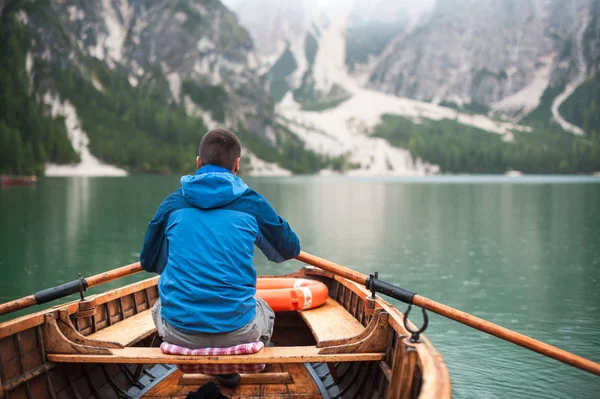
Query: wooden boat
0,175,37,187
0,266,451,399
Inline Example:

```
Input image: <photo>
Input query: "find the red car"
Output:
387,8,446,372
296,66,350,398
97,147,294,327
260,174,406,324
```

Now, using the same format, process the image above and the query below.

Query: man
140,128,300,363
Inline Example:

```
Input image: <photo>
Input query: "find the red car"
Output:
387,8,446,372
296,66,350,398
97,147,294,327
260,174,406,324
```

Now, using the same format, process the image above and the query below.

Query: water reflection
0,176,599,398
65,177,91,257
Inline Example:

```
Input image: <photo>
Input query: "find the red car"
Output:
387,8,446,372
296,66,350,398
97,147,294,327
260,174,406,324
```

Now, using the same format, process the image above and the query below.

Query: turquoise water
1,176,599,398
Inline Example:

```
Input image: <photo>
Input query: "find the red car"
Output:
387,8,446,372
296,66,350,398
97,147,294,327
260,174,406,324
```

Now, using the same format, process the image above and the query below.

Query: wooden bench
83,298,361,348
82,298,363,349
299,298,365,343
47,346,385,364
88,309,155,347
47,299,388,365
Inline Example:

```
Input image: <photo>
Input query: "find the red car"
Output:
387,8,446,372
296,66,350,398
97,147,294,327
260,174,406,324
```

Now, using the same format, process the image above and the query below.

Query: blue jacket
140,165,301,333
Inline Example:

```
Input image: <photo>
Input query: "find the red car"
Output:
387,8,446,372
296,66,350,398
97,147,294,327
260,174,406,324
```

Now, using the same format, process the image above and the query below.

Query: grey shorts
151,297,275,349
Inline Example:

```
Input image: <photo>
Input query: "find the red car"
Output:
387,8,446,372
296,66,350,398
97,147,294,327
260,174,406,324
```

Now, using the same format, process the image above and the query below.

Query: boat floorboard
142,363,323,398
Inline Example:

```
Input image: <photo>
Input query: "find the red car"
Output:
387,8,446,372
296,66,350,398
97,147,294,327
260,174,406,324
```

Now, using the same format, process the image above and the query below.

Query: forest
2,3,599,176
373,114,600,174
0,14,79,175
559,73,600,141
0,8,344,176
47,60,207,174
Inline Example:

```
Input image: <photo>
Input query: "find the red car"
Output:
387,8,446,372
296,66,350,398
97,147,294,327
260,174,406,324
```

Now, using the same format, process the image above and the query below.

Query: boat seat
84,298,364,348
299,298,365,343
88,309,156,347
47,346,385,364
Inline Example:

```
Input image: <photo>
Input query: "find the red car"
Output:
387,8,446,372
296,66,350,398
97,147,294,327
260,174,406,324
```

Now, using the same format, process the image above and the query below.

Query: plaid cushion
160,341,266,375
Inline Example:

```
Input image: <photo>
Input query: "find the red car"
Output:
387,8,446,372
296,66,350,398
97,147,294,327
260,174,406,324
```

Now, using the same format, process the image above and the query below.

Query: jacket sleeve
140,208,169,274
140,189,188,274
250,193,301,263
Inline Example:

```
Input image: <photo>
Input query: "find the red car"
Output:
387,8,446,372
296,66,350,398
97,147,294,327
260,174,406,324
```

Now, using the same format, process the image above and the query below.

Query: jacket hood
180,165,249,209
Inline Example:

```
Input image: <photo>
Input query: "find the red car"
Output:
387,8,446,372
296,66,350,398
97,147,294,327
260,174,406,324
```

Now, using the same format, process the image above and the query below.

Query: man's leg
151,299,168,338
151,298,275,387
152,298,275,348
254,297,275,345
152,298,241,386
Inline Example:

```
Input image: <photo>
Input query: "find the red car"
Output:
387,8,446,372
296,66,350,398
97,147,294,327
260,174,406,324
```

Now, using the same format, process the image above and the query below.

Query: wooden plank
57,311,122,349
0,310,60,340
378,361,392,382
42,317,110,355
143,369,183,397
218,364,321,398
90,277,158,306
387,339,418,399
219,383,261,397
142,363,323,398
48,346,385,364
282,363,321,396
326,274,452,398
334,275,369,299
414,338,452,399
1,363,55,391
179,372,293,385
87,309,155,347
300,298,364,343
0,277,158,340
317,309,391,354
386,341,405,399
398,345,418,399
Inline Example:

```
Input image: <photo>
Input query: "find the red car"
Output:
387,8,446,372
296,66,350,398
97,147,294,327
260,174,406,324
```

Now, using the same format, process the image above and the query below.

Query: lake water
1,175,599,398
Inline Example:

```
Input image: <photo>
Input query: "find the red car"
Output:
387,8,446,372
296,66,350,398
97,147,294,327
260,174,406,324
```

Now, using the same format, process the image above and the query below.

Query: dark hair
199,129,242,171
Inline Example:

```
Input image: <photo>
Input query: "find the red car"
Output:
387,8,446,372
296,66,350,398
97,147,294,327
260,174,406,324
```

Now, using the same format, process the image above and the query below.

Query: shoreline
33,172,600,179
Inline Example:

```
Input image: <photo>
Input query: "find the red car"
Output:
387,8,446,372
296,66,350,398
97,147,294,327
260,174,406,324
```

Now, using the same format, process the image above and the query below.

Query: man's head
197,128,242,174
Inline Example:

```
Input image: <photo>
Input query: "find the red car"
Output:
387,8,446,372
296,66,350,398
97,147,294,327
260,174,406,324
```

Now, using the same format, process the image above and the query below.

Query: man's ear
233,158,241,175
196,156,201,169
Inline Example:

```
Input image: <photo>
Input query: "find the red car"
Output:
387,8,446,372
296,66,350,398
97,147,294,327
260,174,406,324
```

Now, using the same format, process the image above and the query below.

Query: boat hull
0,176,37,187
0,268,451,398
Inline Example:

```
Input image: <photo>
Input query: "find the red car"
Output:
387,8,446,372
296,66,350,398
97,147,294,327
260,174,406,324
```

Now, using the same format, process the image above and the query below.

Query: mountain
344,0,435,74
0,0,346,176
368,0,595,119
2,0,599,176
224,0,600,174
222,0,316,63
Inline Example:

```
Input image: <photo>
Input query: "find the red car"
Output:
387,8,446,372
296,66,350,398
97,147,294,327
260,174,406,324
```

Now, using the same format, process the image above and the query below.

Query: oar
295,251,600,376
0,262,143,317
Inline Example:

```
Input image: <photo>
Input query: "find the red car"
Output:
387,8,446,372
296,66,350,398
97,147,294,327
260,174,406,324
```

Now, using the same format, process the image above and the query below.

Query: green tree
0,12,78,174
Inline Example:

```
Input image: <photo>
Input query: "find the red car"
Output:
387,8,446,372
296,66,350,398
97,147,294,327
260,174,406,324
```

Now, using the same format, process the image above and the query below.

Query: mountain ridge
225,0,600,174
1,0,348,176
1,0,599,176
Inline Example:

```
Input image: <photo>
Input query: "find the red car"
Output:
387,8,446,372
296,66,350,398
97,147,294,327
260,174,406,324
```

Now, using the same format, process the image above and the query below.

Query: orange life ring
255,278,329,312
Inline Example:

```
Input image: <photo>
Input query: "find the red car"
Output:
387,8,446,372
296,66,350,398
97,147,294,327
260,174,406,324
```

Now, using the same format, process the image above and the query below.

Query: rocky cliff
222,0,600,174
1,0,286,175
368,0,596,120
30,0,270,123
2,0,598,176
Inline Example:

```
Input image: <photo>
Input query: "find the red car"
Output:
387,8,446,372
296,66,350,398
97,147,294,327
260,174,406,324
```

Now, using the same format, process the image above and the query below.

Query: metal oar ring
403,302,429,343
